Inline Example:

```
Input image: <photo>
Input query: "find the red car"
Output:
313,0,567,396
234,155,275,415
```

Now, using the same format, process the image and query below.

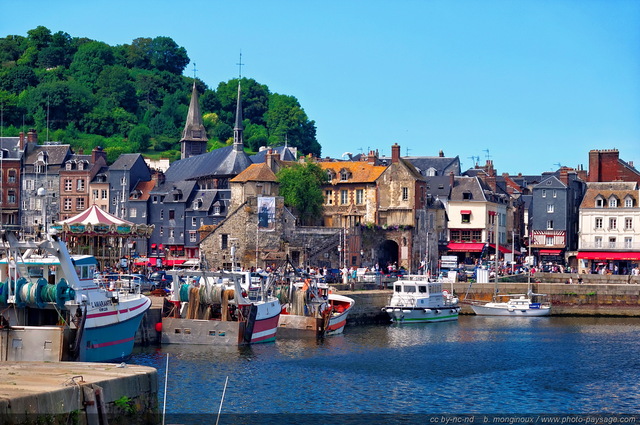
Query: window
190,232,197,243
595,218,603,229
325,190,333,205
92,189,99,200
64,198,72,211
192,217,197,227
461,230,471,241
595,236,602,248
609,198,618,208
546,220,553,230
542,189,546,198
7,190,15,204
553,190,557,198
153,196,158,203
101,189,107,199
356,189,364,204
169,210,175,220
609,218,617,230
35,163,45,174
595,197,604,208
169,229,174,238
65,162,72,170
130,208,137,218
221,234,228,249
472,230,482,241
77,179,85,192
609,237,616,248
461,213,471,223
463,192,472,200
112,196,117,205
340,170,349,181
624,217,633,230
547,204,554,213
401,187,409,201
545,236,554,245
625,197,633,208
340,190,348,205
213,206,220,215
64,179,72,191
24,179,33,190
160,210,164,220
7,170,16,183
76,198,85,210
624,237,632,249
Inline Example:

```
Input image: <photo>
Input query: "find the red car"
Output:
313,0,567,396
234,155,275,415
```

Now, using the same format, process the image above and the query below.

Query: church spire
233,82,244,152
180,81,208,159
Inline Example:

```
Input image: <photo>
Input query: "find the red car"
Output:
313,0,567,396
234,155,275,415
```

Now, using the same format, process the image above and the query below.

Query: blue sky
2,0,639,175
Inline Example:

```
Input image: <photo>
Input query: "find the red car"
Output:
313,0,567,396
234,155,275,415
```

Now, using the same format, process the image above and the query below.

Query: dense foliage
276,161,327,226
0,26,321,162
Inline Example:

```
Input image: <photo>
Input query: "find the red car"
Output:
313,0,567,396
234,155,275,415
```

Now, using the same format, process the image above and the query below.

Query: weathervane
236,51,244,78
193,62,197,80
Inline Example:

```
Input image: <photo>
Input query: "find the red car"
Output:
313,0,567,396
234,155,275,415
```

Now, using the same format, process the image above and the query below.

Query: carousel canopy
53,205,153,236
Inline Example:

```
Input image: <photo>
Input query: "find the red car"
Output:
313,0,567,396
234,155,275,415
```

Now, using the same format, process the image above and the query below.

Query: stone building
0,134,24,231
588,149,640,183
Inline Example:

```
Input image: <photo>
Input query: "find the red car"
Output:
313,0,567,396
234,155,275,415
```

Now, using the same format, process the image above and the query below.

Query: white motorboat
383,275,460,323
471,292,551,316
0,230,151,362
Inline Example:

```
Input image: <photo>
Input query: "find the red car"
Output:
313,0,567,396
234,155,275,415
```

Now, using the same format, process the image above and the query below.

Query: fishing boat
160,270,281,345
0,230,151,362
277,278,355,338
470,292,551,316
383,275,460,323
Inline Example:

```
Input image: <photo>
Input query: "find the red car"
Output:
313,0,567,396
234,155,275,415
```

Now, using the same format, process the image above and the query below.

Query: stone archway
378,239,399,273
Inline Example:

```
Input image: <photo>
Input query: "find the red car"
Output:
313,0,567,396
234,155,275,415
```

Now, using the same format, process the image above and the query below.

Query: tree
20,80,95,130
69,41,115,84
147,36,189,75
95,66,138,113
265,93,320,156
214,78,270,126
277,161,326,225
128,124,151,151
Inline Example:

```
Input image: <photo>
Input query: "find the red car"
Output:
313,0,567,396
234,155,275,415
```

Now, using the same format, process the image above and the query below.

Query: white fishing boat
0,230,151,362
278,279,355,338
160,270,281,345
383,275,460,323
470,292,551,316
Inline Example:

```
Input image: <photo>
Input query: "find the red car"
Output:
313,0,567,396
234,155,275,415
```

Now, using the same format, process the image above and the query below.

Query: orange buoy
155,322,162,332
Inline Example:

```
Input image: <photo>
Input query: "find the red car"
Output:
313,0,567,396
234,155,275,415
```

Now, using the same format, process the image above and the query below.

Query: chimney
449,171,455,189
266,149,275,172
367,150,377,165
27,128,38,144
19,132,25,151
559,167,569,186
439,150,444,157
92,146,107,164
153,170,166,187
391,143,400,164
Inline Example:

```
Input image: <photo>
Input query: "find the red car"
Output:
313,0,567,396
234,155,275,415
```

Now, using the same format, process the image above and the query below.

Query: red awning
447,242,485,252
489,244,512,254
159,244,163,250
460,210,472,214
577,252,640,261
488,211,497,216
164,259,186,266
151,244,157,248
540,249,562,255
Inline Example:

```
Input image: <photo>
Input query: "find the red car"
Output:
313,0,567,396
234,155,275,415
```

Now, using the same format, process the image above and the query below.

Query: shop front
577,251,640,275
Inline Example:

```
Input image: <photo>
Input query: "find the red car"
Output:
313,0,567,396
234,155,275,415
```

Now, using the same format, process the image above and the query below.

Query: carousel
51,205,154,271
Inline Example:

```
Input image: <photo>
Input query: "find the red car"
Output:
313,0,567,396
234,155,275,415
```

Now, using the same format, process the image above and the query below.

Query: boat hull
80,311,147,362
385,306,459,323
245,300,281,344
471,303,551,316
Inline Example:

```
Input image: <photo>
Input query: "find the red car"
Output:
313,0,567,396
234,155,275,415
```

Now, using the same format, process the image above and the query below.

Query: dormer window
65,162,73,170
78,161,84,171
340,169,350,181
463,191,472,200
326,170,335,181
426,167,437,177
624,196,634,208
595,196,604,208
608,197,618,208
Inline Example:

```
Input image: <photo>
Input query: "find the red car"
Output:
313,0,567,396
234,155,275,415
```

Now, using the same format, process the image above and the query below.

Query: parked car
120,274,154,292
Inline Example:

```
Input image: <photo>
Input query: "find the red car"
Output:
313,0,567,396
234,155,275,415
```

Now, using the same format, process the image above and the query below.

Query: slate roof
402,156,461,177
110,153,145,170
424,176,452,199
24,144,72,169
185,189,219,212
250,146,297,163
164,145,253,182
150,180,198,201
0,137,22,159
180,82,208,143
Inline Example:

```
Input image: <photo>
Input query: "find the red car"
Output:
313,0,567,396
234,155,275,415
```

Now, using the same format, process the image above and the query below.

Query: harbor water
130,316,640,422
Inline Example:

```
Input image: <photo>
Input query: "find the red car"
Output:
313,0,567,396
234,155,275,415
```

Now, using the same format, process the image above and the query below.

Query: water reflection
130,317,640,414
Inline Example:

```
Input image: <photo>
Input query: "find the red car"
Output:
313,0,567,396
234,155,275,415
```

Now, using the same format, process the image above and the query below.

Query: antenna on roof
483,149,491,160
236,51,244,78
554,163,563,169
406,147,411,156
